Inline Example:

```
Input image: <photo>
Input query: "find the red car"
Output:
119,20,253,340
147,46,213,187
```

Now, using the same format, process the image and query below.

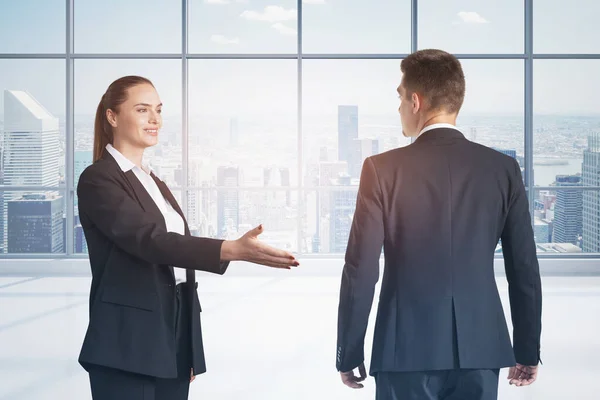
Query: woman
77,75,299,400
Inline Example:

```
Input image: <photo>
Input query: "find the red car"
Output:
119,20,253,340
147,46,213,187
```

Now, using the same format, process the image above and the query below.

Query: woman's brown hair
93,75,154,162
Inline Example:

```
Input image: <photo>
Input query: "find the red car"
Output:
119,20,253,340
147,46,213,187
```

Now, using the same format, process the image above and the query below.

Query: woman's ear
106,108,118,128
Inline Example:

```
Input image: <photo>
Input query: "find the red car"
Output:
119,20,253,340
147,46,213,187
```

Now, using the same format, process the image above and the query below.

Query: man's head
397,49,466,137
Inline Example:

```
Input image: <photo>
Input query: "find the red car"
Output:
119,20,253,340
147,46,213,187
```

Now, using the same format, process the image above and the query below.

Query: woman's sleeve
77,167,229,275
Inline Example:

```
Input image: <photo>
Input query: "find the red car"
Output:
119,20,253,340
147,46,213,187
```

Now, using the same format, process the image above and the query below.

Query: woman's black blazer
76,149,229,378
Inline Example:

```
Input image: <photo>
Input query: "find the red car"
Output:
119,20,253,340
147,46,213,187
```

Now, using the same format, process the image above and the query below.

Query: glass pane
189,0,297,53
74,0,181,53
534,0,600,53
188,60,297,188
302,187,358,254
302,0,410,53
0,60,66,189
457,60,524,175
74,59,182,188
302,60,409,186
1,190,66,254
533,61,600,187
533,188,600,254
0,0,65,53
418,0,523,53
187,188,298,252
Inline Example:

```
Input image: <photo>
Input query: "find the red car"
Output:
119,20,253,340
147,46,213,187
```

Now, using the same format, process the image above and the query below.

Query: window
1,1,599,259
0,0,65,53
1,190,67,254
187,187,298,250
418,0,523,53
302,0,411,54
533,188,600,254
188,60,297,188
533,60,600,186
458,60,524,157
534,0,600,54
189,0,297,53
532,60,600,254
74,0,182,53
302,60,408,188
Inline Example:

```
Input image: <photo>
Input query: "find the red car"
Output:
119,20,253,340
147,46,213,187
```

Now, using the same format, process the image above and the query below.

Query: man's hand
221,224,300,269
190,368,195,383
507,364,538,386
340,363,367,389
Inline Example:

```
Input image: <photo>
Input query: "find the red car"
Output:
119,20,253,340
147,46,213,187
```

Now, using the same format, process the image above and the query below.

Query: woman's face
107,83,163,149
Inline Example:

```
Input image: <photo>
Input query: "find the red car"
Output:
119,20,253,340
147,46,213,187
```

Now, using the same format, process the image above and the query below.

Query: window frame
1,0,599,264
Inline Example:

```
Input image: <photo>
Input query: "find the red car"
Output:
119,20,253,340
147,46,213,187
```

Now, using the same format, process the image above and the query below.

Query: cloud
241,6,297,22
303,0,326,4
210,34,240,45
272,23,297,36
457,11,489,24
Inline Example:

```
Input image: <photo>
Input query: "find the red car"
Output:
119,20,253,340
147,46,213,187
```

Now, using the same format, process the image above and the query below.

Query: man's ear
412,92,421,114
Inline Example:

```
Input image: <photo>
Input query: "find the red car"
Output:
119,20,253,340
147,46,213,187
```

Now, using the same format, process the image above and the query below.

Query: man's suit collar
414,127,466,143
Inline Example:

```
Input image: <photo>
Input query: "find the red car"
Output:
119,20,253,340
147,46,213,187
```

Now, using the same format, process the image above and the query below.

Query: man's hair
400,49,465,114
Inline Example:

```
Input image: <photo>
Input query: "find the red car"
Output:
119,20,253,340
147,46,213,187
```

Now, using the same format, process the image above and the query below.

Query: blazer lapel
122,171,163,217
122,171,177,282
150,173,190,236
102,151,177,282
150,173,195,284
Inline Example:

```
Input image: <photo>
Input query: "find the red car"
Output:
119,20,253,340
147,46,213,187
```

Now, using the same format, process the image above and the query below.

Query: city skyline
1,88,599,255
1,0,599,256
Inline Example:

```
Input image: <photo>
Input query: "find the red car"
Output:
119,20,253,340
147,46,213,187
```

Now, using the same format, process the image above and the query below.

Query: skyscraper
552,175,583,245
74,150,92,211
2,90,60,253
349,137,380,178
338,105,358,169
330,174,358,253
582,133,600,252
217,166,239,238
7,193,63,253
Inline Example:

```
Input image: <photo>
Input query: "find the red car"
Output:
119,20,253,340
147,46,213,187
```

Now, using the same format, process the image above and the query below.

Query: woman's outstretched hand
220,224,300,269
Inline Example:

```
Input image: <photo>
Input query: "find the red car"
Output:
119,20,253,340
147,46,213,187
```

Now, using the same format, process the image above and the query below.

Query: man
335,49,542,400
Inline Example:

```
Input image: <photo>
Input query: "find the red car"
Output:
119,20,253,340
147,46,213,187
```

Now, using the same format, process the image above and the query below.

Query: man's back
360,127,541,374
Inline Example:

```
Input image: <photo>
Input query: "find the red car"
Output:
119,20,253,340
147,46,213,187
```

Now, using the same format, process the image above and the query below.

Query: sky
1,0,600,118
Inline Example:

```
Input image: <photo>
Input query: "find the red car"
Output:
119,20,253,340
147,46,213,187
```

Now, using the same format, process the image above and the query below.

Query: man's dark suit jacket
77,150,229,379
336,127,542,375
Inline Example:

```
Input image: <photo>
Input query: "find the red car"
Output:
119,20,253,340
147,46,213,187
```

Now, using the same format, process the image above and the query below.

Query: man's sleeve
336,157,385,372
501,158,542,365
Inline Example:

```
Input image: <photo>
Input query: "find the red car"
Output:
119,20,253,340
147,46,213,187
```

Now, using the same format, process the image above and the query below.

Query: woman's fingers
257,253,299,268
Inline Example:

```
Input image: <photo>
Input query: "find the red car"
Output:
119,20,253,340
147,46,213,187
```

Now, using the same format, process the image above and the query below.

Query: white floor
0,262,599,400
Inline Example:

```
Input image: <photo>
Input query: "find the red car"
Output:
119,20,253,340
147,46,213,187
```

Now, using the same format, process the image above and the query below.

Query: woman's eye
138,108,147,113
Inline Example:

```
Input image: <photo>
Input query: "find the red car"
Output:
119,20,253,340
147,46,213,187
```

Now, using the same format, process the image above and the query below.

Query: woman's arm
78,166,227,274
78,166,299,272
